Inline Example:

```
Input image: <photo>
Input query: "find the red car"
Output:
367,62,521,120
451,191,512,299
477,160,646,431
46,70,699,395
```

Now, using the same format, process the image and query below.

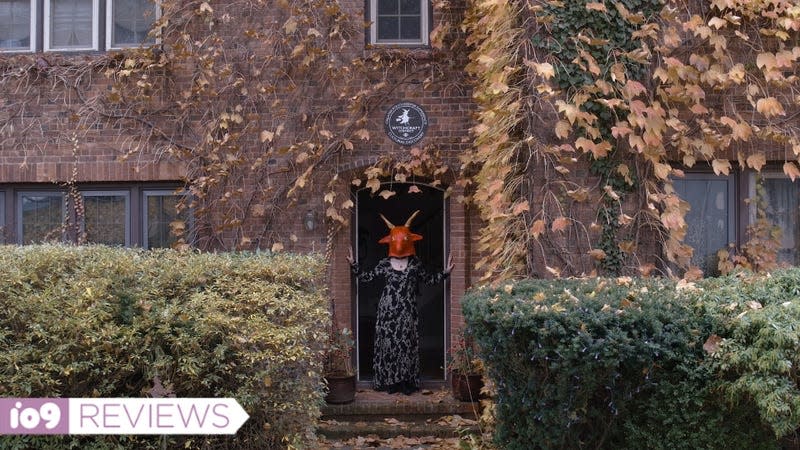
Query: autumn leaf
260,130,274,143
408,185,422,194
585,2,606,11
746,152,766,171
784,162,800,181
712,159,731,176
341,199,354,209
271,242,284,252
530,219,546,239
354,129,370,141
512,200,530,216
588,249,606,260
378,190,396,199
552,217,570,232
703,334,722,354
756,97,786,117
366,178,381,193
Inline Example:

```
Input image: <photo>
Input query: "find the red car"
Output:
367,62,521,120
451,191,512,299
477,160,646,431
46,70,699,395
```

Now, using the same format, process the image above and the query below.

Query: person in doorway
347,210,454,395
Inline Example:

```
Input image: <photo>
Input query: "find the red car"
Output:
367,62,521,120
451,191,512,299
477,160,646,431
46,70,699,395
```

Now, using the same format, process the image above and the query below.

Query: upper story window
1,0,157,53
0,0,35,52
369,0,429,46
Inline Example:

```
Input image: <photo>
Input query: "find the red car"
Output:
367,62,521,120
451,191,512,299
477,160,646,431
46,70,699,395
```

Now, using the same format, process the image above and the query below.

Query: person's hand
346,247,354,265
445,254,454,274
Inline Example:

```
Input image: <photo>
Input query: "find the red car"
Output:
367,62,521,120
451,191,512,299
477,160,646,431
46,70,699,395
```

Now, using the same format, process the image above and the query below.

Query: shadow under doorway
354,182,447,383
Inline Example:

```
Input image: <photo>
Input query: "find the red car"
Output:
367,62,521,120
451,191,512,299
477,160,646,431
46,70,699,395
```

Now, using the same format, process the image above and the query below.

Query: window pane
84,195,127,245
146,194,186,249
400,0,420,15
762,178,800,265
111,0,155,47
377,16,398,40
50,0,93,49
377,0,397,15
399,15,420,40
21,194,63,244
0,0,31,50
674,178,732,275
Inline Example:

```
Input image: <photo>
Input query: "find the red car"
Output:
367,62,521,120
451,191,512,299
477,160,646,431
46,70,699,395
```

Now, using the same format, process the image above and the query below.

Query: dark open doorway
353,182,447,382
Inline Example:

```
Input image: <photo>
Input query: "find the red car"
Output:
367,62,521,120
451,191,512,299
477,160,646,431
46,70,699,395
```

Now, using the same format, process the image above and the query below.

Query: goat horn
379,214,395,229
404,210,420,227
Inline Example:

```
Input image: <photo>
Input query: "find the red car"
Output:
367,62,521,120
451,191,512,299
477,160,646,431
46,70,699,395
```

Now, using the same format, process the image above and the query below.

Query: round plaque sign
384,101,428,146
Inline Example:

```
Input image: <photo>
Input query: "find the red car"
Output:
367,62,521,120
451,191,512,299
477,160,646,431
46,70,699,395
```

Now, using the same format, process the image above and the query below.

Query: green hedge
463,275,783,450
0,245,329,449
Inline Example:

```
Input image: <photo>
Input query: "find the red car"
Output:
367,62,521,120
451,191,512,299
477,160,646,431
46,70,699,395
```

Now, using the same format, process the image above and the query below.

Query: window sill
363,45,435,62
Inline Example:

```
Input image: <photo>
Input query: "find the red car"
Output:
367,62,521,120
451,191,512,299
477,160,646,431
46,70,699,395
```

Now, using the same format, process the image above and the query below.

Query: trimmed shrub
0,245,329,449
463,277,775,450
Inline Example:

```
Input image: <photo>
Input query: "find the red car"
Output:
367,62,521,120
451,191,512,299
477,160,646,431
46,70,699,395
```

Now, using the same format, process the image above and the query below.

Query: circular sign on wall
384,101,429,146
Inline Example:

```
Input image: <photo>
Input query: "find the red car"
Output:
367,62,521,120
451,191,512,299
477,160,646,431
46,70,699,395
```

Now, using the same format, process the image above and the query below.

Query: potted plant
449,333,484,402
323,327,356,404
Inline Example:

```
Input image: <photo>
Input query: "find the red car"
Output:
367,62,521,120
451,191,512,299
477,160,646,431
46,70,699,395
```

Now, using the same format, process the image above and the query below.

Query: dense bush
463,276,777,450
0,245,329,449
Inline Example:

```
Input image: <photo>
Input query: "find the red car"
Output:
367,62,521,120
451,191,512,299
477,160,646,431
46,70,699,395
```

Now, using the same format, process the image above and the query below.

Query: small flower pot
450,370,483,402
324,374,356,404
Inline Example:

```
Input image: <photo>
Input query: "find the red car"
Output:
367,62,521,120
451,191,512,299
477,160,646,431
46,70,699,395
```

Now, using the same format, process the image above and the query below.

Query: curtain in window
0,0,31,50
111,0,154,47
674,178,732,275
763,178,799,265
50,0,93,49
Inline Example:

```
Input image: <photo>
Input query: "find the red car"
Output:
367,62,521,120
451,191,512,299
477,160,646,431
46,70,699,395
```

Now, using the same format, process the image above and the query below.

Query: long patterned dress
351,256,449,390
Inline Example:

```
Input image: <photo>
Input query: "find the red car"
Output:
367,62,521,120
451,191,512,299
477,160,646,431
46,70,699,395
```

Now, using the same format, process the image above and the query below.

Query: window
673,174,736,275
750,173,800,265
9,185,186,247
106,0,156,49
0,0,35,52
2,0,157,52
82,191,129,245
18,192,65,244
143,190,188,249
369,0,429,46
44,0,99,51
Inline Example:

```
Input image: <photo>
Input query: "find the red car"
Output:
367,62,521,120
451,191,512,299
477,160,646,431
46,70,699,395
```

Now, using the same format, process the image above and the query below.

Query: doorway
353,183,448,382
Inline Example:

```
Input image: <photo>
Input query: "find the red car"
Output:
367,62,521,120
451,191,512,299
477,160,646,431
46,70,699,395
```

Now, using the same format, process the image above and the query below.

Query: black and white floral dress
351,256,449,390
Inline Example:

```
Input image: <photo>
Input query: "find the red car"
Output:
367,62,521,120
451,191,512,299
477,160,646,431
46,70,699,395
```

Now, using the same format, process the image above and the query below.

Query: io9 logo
10,401,61,430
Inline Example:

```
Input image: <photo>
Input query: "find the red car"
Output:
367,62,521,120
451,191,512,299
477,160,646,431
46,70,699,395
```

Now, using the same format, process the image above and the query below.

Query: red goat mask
378,210,423,258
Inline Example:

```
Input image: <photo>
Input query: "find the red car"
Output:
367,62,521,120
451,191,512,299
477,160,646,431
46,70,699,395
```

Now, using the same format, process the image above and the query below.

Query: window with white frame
369,0,429,46
0,0,35,52
2,0,157,52
45,0,99,51
106,0,157,49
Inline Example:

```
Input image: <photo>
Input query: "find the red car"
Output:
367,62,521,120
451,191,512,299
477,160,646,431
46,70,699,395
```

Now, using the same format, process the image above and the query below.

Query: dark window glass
111,0,155,47
20,193,64,244
145,193,186,249
674,177,734,275
84,194,127,245
399,16,420,40
377,0,397,15
377,16,398,40
400,0,419,15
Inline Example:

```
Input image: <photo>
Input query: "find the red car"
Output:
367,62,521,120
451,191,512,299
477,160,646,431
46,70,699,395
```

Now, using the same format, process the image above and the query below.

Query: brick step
318,387,483,440
317,416,481,440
